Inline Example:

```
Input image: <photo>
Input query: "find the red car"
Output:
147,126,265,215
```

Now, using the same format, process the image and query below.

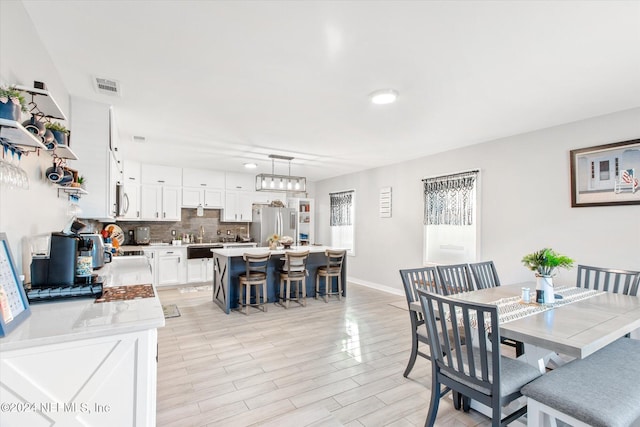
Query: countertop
211,245,339,258
120,242,256,251
0,256,164,352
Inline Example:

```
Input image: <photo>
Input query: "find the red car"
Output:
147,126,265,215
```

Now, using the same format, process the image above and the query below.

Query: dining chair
399,267,464,410
576,264,640,296
469,260,525,357
436,264,475,295
399,267,441,377
469,261,501,289
417,288,542,427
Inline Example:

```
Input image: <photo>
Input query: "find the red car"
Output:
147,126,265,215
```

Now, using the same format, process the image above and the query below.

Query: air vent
94,77,121,96
132,135,146,143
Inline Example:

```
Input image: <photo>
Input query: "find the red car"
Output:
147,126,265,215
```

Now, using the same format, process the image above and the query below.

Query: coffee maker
31,232,83,287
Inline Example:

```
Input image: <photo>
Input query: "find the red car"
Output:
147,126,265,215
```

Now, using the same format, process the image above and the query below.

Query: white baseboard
347,277,404,296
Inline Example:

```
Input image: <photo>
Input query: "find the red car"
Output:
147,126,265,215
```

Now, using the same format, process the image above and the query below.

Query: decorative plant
77,176,85,185
267,233,280,243
0,85,28,112
522,248,574,277
45,121,69,134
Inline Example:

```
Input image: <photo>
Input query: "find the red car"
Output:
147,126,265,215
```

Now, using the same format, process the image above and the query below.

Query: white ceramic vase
536,275,554,303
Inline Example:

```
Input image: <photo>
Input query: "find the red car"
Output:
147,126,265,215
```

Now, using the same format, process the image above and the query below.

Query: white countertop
120,242,256,250
211,245,337,258
0,256,165,352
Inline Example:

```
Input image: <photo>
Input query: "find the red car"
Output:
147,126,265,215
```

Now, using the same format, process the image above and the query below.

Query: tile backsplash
83,209,251,245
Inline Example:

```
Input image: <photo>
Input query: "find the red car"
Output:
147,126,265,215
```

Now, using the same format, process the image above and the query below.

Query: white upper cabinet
182,168,225,188
141,164,182,186
182,168,225,209
225,172,255,191
70,97,120,219
122,159,141,183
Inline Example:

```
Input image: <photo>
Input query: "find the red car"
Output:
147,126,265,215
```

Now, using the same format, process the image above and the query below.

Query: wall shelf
57,186,88,198
51,144,78,160
14,85,67,120
0,118,47,150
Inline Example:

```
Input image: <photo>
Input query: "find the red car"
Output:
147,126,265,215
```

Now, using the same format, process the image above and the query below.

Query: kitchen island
0,256,164,427
212,246,347,314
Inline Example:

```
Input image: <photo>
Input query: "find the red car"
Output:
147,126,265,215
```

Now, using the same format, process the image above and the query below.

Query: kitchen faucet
198,225,204,243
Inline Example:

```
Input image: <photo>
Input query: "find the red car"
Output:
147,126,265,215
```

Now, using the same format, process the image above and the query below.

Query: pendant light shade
255,154,307,193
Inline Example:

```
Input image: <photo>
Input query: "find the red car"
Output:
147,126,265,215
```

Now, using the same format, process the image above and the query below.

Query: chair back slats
469,261,501,289
418,288,501,397
576,265,640,296
325,249,346,272
436,264,475,295
283,251,310,278
399,267,441,306
242,253,270,280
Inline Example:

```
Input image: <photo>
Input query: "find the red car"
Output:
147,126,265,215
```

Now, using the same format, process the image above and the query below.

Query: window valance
330,190,354,226
423,170,478,226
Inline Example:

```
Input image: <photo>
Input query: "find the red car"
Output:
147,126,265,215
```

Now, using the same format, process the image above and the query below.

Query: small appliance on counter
135,226,151,245
28,229,103,302
79,233,112,269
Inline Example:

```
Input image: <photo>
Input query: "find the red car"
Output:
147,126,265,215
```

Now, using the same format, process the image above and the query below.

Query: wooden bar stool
278,251,309,309
315,249,346,302
238,252,270,315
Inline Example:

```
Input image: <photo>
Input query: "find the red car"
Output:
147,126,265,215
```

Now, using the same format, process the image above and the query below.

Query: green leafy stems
0,86,28,113
45,121,69,134
522,248,574,277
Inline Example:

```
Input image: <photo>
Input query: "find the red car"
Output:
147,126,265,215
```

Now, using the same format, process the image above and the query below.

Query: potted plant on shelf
45,121,69,146
522,248,574,303
0,85,28,121
77,175,85,189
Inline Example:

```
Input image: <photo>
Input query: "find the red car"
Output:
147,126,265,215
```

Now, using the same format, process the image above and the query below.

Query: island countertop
211,245,339,258
0,256,164,352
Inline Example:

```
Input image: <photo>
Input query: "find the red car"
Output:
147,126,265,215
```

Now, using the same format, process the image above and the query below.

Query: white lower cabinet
187,258,214,283
144,248,186,287
0,329,158,427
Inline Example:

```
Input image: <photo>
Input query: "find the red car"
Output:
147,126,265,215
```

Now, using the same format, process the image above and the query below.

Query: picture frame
570,138,640,207
0,232,31,337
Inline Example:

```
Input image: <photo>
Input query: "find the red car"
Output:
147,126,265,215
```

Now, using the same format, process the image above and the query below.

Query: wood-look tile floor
155,283,500,427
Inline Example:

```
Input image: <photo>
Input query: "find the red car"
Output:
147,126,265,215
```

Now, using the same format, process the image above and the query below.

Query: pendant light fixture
255,154,307,193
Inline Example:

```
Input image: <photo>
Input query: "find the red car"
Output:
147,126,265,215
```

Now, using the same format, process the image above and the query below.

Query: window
330,190,355,255
423,170,479,265
599,160,610,181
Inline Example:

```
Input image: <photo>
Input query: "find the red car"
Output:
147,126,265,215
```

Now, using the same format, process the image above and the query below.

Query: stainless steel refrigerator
250,206,297,247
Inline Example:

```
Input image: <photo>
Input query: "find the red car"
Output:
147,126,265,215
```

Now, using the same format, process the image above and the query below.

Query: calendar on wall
0,232,30,337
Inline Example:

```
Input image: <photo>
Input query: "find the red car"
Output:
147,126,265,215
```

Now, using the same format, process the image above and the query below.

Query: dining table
412,282,640,366
410,282,640,425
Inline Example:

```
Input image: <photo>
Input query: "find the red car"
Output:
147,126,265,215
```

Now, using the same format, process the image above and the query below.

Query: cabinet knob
155,212,159,218
163,212,166,218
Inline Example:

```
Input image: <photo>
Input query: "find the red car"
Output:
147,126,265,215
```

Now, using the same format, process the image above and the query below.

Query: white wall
315,108,640,294
0,0,71,274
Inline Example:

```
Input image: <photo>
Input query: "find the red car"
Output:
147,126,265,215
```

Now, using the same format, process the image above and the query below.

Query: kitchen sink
187,244,223,259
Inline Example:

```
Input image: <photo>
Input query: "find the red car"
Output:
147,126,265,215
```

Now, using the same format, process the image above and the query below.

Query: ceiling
20,1,640,182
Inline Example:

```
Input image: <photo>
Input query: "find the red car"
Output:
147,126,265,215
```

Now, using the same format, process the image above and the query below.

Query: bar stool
315,249,346,302
278,251,309,309
238,252,270,315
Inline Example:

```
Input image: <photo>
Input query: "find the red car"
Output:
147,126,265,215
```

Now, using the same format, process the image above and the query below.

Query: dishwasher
186,245,223,283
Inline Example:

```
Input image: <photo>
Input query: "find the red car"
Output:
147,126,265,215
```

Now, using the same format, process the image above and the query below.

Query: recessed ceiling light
244,163,257,169
369,89,398,105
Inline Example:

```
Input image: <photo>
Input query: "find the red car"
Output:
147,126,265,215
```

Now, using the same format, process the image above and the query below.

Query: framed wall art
570,138,640,207
0,232,31,336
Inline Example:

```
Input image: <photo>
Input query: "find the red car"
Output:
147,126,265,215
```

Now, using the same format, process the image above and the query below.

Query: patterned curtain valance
423,170,478,226
330,190,353,226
